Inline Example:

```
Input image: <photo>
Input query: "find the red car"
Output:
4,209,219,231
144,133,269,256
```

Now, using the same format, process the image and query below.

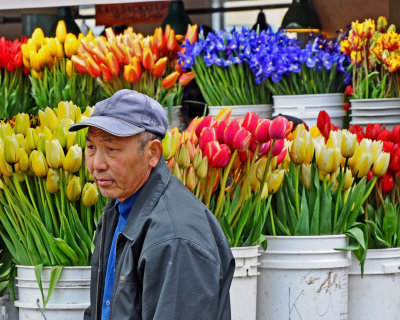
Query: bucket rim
273,93,344,99
266,234,347,240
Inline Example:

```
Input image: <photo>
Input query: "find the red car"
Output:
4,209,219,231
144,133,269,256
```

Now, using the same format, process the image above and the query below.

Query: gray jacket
84,158,235,320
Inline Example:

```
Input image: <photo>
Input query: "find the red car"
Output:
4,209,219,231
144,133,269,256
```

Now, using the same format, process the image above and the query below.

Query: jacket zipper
95,211,106,320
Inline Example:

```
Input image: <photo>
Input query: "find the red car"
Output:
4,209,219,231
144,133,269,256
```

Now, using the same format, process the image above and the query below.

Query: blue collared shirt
101,193,139,320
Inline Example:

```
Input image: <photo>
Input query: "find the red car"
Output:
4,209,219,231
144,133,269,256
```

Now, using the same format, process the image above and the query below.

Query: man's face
85,127,156,202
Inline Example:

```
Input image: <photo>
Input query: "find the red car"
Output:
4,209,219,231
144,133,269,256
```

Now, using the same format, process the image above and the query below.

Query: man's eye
86,145,95,150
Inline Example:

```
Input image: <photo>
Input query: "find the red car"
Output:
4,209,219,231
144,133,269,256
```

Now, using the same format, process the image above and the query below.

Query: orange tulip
124,59,141,83
105,27,116,41
110,41,125,63
162,71,180,90
152,57,167,78
86,55,101,78
132,39,142,60
179,71,195,86
101,63,113,82
92,46,106,64
185,24,198,44
106,51,120,76
154,27,166,51
166,28,178,52
71,55,88,74
142,47,154,70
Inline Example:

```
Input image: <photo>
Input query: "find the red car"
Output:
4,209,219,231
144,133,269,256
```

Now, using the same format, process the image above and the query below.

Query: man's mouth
95,178,113,187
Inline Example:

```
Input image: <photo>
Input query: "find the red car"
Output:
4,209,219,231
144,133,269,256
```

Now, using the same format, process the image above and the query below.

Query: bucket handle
382,263,400,274
36,299,48,320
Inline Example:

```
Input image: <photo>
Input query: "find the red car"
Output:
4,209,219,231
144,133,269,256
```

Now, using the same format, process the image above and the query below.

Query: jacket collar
121,156,171,240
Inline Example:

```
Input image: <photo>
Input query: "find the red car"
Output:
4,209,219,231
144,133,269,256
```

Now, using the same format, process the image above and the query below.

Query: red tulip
269,116,289,140
216,120,228,144
389,147,400,172
238,150,251,163
365,123,382,141
317,110,338,140
195,115,214,137
199,127,217,151
349,124,365,142
276,148,287,165
204,141,219,163
343,102,350,111
212,144,231,168
345,85,354,96
383,141,394,154
253,119,271,143
366,170,374,182
390,125,400,144
242,112,259,134
232,127,251,151
179,72,195,86
152,57,168,78
224,119,241,146
162,71,180,90
271,139,285,157
377,129,391,142
381,173,394,193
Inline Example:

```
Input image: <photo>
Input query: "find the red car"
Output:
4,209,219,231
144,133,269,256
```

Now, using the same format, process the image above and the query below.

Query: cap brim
68,116,145,137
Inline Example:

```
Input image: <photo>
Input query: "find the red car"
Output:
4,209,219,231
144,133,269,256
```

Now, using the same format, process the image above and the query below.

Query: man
69,89,235,320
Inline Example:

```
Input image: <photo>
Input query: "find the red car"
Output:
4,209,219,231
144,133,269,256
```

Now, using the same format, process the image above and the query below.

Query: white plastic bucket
348,248,400,320
164,105,183,130
230,246,259,320
208,104,273,120
273,93,345,128
257,235,350,320
15,266,90,320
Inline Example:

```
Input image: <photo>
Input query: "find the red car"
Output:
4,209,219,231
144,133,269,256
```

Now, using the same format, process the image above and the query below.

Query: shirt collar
115,191,140,221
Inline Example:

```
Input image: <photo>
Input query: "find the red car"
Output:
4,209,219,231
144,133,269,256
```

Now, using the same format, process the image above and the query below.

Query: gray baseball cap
69,89,168,138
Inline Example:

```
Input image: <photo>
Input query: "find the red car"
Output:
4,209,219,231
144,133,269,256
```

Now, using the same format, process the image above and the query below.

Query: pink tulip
253,119,271,143
195,115,215,137
232,127,251,151
238,150,254,163
216,120,228,144
269,116,289,140
249,138,257,153
212,144,231,168
276,148,287,165
199,127,217,151
224,119,241,146
204,141,219,163
258,141,271,155
242,112,259,135
272,139,285,157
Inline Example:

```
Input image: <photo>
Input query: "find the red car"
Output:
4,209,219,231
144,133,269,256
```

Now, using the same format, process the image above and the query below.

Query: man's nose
91,150,108,171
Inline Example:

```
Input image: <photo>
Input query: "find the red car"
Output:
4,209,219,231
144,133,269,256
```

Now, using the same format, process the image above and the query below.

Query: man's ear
147,139,162,168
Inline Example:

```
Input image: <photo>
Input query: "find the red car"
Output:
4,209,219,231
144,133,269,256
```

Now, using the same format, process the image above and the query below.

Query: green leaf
383,203,397,244
295,187,310,235
319,185,332,234
34,264,45,308
44,266,63,307
366,220,390,249
310,192,320,235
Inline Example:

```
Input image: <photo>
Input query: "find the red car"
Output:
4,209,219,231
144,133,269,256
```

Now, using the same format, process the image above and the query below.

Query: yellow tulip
317,145,341,174
25,128,38,151
55,38,64,59
4,134,19,164
372,152,390,177
301,163,312,189
30,150,48,178
15,148,29,172
162,130,179,160
44,107,59,132
66,132,76,150
342,168,353,190
256,157,269,182
371,140,383,163
66,59,74,77
82,182,98,206
74,128,87,149
292,123,307,140
250,163,260,192
42,126,53,141
66,175,82,201
38,47,52,67
348,139,372,168
53,125,67,148
38,109,48,128
260,183,269,200
74,107,82,123
37,133,47,155
309,126,322,138
64,33,79,57
21,43,29,60
13,113,30,136
63,145,82,173
326,131,342,149
82,106,94,118
312,136,325,160
45,139,64,169
268,169,284,194
0,123,13,141
46,168,60,193
352,153,372,178
31,28,45,48
47,38,58,57
57,101,73,121
56,20,67,44
290,137,307,165
340,130,357,158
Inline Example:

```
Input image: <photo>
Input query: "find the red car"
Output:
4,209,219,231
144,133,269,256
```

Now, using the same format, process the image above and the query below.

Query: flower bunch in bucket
340,16,400,99
21,21,101,110
266,111,390,271
0,36,34,119
178,27,272,106
0,102,107,305
162,109,290,247
261,33,350,95
348,123,400,249
71,24,197,121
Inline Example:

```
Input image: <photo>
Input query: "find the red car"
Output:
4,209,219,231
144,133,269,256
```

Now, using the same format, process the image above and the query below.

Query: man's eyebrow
85,133,117,143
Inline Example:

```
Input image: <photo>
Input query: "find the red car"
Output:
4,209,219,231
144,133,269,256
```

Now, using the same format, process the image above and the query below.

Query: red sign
96,1,171,26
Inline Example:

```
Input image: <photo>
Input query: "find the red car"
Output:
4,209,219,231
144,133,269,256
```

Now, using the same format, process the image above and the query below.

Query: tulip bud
15,148,29,172
253,119,271,143
66,132,77,150
14,113,30,136
268,169,284,194
195,115,214,137
342,168,353,190
37,133,47,155
269,116,289,140
66,59,74,77
82,182,99,206
44,107,60,132
161,130,179,161
340,131,357,158
63,145,82,173
196,156,208,180
46,168,60,194
242,112,259,134
372,152,390,177
371,140,383,163
53,124,67,148
175,144,190,169
256,157,269,182
260,183,269,200
74,128,87,149
192,149,203,170
57,101,73,121
4,134,19,164
56,20,67,43
0,123,13,141
42,126,53,141
66,175,82,201
352,153,373,178
30,150,48,178
45,139,64,169
172,162,182,181
185,166,197,192
290,137,306,165
232,127,251,151
25,128,38,151
381,173,394,193
198,127,217,151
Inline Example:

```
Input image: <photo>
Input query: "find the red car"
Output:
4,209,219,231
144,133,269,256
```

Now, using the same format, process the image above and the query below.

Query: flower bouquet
0,102,107,306
340,16,400,99
178,27,272,107
0,36,34,119
71,25,197,123
22,21,101,110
